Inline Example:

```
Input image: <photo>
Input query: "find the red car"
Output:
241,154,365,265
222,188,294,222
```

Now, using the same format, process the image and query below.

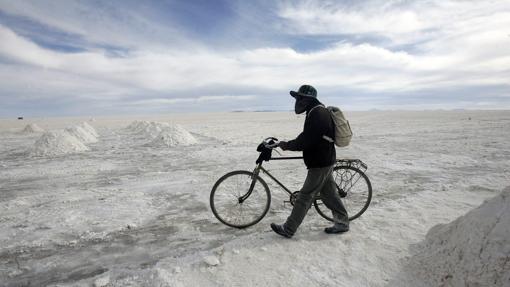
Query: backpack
322,106,352,147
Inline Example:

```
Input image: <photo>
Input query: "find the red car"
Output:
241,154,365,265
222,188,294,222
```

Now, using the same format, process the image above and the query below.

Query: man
271,84,349,238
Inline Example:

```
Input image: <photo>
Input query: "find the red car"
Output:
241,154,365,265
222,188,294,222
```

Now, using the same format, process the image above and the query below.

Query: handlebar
256,137,303,164
262,137,279,149
256,137,278,164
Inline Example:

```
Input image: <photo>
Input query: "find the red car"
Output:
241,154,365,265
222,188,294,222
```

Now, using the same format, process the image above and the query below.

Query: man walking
271,85,349,238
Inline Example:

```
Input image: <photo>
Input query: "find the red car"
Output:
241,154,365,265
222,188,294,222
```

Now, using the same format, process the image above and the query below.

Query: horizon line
2,108,510,120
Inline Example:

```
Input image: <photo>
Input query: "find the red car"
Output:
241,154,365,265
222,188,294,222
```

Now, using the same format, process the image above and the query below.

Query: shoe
270,223,293,238
324,224,349,234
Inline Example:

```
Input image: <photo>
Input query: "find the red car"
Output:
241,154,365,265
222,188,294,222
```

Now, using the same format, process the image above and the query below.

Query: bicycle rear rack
336,159,368,172
334,159,368,196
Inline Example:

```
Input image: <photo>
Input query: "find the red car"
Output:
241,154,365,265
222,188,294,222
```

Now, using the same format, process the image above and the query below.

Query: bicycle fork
238,163,262,203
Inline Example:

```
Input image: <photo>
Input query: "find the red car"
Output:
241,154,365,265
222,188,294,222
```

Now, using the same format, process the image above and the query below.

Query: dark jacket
286,104,336,168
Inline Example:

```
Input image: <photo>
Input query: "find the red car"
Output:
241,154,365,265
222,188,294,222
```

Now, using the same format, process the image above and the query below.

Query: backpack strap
307,105,335,143
323,135,334,143
306,104,325,118
323,106,334,143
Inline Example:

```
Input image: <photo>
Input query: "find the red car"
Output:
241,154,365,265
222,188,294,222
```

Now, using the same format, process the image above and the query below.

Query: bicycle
210,137,372,228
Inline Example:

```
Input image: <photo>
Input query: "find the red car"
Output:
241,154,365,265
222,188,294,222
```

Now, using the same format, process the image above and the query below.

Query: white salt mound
127,121,197,146
32,130,89,156
127,120,160,133
23,123,44,133
126,120,146,131
65,125,98,143
409,187,510,286
127,121,171,138
80,122,99,137
149,124,198,147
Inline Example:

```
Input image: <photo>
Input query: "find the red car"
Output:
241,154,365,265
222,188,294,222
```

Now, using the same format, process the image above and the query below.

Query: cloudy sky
0,0,509,116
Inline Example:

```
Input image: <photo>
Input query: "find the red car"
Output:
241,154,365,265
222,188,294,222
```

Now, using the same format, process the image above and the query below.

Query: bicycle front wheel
210,170,271,228
314,165,372,221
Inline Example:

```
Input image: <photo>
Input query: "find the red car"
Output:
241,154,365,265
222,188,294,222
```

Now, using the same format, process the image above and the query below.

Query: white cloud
278,0,510,48
278,0,426,36
0,0,509,114
1,22,508,99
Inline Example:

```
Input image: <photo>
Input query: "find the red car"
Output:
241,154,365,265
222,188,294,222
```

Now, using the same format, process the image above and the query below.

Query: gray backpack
322,106,352,147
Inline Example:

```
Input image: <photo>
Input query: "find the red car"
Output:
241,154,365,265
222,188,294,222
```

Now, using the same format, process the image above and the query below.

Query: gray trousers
284,165,349,234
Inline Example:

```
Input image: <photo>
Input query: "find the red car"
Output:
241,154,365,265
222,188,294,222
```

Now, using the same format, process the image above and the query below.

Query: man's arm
279,131,307,151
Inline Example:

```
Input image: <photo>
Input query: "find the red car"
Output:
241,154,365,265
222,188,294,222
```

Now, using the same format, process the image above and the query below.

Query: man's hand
278,141,288,150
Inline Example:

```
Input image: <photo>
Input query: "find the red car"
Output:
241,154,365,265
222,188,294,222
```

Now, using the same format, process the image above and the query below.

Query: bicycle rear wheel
210,170,271,228
314,165,372,221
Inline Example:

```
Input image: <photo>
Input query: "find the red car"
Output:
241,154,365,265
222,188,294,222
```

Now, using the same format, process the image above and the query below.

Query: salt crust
93,275,110,287
22,123,44,133
409,187,510,286
32,130,89,156
203,255,220,266
127,120,197,146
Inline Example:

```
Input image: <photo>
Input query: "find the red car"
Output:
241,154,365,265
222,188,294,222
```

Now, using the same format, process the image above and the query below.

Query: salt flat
0,110,509,286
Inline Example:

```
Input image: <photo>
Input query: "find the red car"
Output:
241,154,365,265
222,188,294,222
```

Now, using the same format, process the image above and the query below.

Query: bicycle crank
289,191,299,206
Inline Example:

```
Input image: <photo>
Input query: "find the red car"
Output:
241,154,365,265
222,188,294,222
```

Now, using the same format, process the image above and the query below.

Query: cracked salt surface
0,111,509,286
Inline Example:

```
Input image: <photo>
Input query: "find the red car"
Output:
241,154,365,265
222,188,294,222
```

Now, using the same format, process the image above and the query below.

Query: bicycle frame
240,156,302,202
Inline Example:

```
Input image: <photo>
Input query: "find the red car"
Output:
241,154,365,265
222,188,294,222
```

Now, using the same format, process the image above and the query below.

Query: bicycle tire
314,165,372,221
210,170,271,228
